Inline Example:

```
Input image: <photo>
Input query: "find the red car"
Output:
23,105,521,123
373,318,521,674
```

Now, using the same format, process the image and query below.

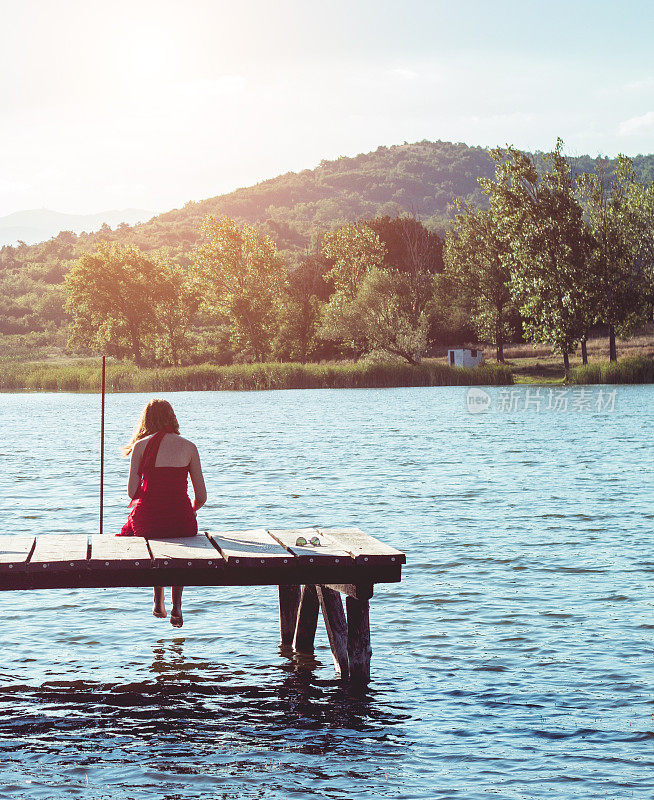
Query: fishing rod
100,355,105,535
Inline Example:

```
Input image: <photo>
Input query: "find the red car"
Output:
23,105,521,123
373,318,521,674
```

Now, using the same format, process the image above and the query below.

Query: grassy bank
569,355,654,385
0,359,514,392
502,325,654,384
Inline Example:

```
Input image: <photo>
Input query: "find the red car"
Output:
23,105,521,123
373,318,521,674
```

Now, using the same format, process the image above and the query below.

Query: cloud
387,67,420,81
618,111,654,135
172,75,247,100
622,77,654,92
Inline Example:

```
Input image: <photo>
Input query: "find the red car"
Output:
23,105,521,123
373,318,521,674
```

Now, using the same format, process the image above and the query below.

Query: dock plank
0,528,403,596
269,528,353,567
317,527,405,566
0,536,35,570
148,535,221,567
28,534,88,570
89,535,151,569
207,529,293,567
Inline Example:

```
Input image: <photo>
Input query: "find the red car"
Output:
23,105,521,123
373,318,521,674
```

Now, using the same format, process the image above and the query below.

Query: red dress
118,431,198,539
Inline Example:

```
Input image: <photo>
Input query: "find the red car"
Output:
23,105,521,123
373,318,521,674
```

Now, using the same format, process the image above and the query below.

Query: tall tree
368,215,444,274
483,140,594,374
274,251,331,362
192,215,287,362
353,268,430,364
319,221,433,363
627,177,654,320
319,222,387,355
318,266,430,364
444,203,514,362
64,243,163,365
579,156,654,360
368,214,443,330
321,222,387,299
151,257,201,366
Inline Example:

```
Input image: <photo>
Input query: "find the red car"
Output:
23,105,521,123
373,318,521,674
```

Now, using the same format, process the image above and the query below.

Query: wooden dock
0,527,404,681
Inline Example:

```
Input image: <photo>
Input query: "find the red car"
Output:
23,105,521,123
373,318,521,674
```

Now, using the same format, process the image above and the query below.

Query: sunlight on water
0,387,652,799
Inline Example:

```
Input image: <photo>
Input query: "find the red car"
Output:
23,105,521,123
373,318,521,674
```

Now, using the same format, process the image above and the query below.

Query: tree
320,267,429,364
368,214,444,336
355,268,430,364
430,268,479,346
274,251,331,362
579,156,654,360
627,178,654,321
444,203,514,362
151,257,201,366
191,215,287,362
321,222,387,299
483,140,594,374
318,218,438,362
319,222,387,355
64,243,163,365
367,214,443,277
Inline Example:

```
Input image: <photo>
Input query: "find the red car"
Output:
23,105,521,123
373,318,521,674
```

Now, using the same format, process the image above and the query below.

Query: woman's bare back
133,432,196,468
128,433,207,509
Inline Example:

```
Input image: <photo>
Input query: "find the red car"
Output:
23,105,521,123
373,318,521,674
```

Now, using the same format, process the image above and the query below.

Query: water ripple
0,387,652,799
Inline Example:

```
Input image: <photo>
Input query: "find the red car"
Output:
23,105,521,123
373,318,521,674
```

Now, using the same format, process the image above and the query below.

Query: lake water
0,386,652,800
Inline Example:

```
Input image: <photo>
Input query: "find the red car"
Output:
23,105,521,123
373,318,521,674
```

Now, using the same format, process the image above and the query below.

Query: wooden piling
316,585,349,677
292,584,319,653
346,594,372,683
278,584,301,646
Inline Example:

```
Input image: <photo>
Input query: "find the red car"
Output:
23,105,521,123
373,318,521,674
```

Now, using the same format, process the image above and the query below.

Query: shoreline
0,360,513,393
0,355,652,392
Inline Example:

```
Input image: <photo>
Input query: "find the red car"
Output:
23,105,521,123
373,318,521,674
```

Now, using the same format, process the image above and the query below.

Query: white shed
448,348,483,368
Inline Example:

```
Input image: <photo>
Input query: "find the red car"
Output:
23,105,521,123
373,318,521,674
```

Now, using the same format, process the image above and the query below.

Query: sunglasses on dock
295,535,321,547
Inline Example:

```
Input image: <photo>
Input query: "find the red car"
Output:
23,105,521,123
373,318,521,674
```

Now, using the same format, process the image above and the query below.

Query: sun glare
118,26,180,85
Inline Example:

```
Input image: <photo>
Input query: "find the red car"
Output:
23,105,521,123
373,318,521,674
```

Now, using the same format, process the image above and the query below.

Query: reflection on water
0,662,406,800
151,637,192,678
0,387,652,799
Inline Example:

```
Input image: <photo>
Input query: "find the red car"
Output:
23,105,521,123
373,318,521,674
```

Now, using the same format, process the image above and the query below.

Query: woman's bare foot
153,587,166,618
170,586,184,627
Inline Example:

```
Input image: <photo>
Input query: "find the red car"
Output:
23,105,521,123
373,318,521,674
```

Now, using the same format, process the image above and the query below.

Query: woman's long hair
123,399,180,456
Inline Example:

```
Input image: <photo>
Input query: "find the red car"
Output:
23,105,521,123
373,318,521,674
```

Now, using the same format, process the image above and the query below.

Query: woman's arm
188,444,207,512
127,442,143,499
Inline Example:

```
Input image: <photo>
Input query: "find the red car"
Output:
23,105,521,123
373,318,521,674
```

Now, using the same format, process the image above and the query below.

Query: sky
1,0,652,217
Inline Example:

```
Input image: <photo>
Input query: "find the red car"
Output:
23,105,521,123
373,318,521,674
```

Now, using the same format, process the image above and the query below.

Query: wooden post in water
292,584,319,653
278,584,301,646
316,585,349,677
99,355,105,536
346,594,372,683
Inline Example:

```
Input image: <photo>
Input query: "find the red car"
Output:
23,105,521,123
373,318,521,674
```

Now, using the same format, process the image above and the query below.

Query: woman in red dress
118,399,207,628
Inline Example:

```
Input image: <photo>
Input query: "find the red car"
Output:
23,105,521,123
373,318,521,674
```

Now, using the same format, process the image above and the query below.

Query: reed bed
570,355,654,385
0,360,514,392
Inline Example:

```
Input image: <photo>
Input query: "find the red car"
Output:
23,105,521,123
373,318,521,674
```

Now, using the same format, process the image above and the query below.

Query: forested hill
74,140,654,258
1,139,652,357
6,139,654,266
149,139,495,254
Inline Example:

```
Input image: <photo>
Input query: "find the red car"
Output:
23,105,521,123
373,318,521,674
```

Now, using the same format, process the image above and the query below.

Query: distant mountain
0,208,153,246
